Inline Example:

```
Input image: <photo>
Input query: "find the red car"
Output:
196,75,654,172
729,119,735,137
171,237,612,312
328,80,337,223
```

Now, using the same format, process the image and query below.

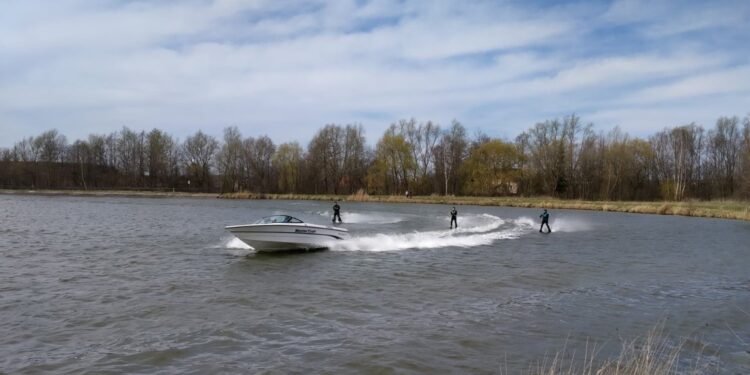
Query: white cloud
603,0,750,37
625,65,750,103
587,93,750,136
1,0,750,147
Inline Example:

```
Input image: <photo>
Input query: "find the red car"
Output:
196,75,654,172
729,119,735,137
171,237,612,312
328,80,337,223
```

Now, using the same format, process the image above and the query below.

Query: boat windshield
254,215,304,224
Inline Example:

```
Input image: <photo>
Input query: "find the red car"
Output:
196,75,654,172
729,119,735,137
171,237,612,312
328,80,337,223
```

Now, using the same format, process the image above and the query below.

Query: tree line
2,115,749,201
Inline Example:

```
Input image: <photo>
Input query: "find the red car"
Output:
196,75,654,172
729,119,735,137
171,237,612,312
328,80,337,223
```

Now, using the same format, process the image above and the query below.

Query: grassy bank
220,191,750,222
2,189,747,221
0,189,218,199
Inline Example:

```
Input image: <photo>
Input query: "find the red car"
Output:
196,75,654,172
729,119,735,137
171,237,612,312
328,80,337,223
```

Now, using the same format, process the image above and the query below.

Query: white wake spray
215,213,586,254
328,215,533,252
517,215,592,232
449,213,506,234
327,228,523,252
549,217,593,232
214,235,253,256
514,216,537,227
223,237,251,249
315,211,405,224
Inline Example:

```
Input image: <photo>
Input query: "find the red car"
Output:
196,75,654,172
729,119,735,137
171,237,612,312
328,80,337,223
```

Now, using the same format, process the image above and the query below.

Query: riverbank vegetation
2,188,747,221
2,115,749,204
218,192,749,221
519,325,712,375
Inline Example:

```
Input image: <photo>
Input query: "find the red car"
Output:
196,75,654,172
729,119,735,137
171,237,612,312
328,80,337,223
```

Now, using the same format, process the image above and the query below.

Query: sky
1,0,749,147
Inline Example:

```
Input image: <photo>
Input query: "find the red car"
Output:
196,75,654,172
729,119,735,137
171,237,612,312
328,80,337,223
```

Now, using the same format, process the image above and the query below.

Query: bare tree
116,127,147,186
87,135,106,166
342,124,368,193
652,124,704,200
34,130,67,163
307,125,345,194
8,137,38,187
273,142,304,193
741,115,750,198
243,135,276,193
574,127,603,200
104,132,119,169
438,120,468,195
12,137,37,162
68,139,90,189
84,134,112,187
706,116,742,197
601,127,627,200
183,130,219,191
2,116,750,200
34,129,68,187
396,119,440,194
216,126,244,193
520,119,567,196
146,129,175,188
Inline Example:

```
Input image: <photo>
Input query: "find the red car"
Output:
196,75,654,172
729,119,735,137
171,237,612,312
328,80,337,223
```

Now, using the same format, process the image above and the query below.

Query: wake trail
516,216,593,233
314,210,405,224
215,214,565,254
448,214,506,234
328,216,536,252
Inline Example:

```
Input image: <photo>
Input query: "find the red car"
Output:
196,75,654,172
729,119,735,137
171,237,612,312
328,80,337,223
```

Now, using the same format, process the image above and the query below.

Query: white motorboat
225,215,350,252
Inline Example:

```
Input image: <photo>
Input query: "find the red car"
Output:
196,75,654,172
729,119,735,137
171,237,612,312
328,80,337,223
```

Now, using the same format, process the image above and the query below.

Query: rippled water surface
1,195,749,374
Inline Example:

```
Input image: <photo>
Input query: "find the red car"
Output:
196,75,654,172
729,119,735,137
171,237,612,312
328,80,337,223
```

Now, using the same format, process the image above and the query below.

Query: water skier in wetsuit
539,209,551,233
332,201,342,223
450,207,458,229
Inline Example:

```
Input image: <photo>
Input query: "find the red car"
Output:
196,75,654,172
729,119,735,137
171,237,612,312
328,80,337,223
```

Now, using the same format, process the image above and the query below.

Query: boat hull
225,223,349,252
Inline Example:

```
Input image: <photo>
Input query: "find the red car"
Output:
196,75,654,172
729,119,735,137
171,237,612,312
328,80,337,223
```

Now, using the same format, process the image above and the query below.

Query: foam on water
329,214,530,252
215,235,253,256
550,217,593,232
315,210,404,224
514,216,537,228
223,237,251,249
214,214,588,254
516,216,592,233
329,229,524,252
451,214,505,234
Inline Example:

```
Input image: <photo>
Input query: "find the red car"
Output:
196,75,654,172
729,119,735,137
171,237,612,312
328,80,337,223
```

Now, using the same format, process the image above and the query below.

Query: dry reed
515,325,714,375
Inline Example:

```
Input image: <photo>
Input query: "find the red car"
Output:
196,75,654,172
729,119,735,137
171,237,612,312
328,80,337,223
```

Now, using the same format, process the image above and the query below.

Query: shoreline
220,192,750,222
2,189,748,221
0,189,218,199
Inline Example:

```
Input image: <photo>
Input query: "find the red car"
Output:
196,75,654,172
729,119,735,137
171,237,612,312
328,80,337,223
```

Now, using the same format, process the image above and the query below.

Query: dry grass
516,325,714,375
348,188,370,202
0,189,217,199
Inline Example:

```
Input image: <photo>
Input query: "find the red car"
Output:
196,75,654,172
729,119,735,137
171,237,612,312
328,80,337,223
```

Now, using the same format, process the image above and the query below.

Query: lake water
1,195,749,374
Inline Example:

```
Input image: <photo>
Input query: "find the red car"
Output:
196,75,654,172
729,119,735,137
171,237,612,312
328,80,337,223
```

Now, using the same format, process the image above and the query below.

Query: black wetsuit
539,212,551,233
332,204,342,223
450,209,458,229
